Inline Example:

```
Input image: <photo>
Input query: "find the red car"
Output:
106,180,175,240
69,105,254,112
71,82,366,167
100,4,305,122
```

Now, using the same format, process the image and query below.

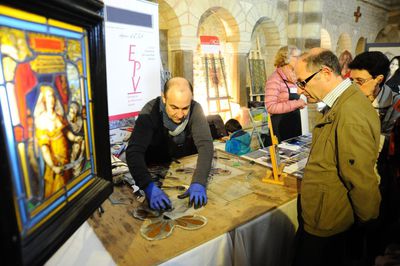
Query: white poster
104,0,161,121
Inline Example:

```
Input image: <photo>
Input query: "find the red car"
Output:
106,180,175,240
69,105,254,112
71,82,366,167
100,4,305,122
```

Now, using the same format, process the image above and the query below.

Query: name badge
289,87,297,94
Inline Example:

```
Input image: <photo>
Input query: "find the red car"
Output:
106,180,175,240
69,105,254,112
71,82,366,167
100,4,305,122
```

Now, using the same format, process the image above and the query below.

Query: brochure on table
242,134,312,178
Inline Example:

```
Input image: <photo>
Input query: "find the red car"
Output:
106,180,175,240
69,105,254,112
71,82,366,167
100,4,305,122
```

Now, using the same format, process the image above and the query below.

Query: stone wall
322,0,397,55
157,0,399,127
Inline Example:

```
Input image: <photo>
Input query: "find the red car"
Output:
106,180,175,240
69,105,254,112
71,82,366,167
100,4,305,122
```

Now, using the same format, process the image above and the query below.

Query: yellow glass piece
13,196,23,232
30,55,65,73
31,189,65,217
68,178,94,201
84,36,92,99
77,60,83,75
0,5,46,24
0,27,32,61
67,39,82,61
28,202,66,235
2,57,16,82
18,143,32,199
48,19,83,33
66,168,91,189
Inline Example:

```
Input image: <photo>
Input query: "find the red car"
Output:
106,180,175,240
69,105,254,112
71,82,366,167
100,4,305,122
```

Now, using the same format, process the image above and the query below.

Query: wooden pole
262,113,285,185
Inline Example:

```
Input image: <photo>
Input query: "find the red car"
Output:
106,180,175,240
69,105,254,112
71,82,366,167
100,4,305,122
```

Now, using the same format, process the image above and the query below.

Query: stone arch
250,17,282,76
322,17,338,51
197,7,240,45
158,0,182,72
375,25,400,43
320,28,332,50
193,6,241,114
336,33,352,56
161,0,250,51
159,0,183,48
246,2,287,50
245,2,287,87
355,37,366,55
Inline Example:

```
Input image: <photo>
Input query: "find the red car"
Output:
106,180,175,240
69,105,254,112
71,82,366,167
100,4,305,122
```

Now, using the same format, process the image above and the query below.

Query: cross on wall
354,6,362,22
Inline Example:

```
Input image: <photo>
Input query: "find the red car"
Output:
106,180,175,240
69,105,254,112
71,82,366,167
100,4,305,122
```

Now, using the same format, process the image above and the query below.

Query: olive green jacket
301,84,381,237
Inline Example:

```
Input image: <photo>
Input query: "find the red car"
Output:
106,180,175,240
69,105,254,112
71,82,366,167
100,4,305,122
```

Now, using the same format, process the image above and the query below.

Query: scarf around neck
159,96,190,144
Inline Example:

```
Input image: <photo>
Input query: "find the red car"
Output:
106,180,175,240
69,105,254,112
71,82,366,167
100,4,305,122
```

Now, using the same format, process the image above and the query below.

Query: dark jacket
126,97,213,189
386,74,400,93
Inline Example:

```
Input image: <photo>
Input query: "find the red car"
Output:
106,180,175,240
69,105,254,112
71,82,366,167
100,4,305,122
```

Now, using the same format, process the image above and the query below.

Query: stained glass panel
0,4,96,236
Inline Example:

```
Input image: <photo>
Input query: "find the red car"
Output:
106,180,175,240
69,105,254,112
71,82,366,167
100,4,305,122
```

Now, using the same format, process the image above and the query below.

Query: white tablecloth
47,198,298,266
159,198,298,266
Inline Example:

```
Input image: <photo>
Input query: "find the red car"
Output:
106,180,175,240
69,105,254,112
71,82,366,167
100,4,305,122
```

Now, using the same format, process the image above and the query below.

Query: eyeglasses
350,77,373,86
296,69,322,89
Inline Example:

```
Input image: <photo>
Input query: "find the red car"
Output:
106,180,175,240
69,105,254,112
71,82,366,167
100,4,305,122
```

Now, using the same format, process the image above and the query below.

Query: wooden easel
204,52,232,119
262,113,286,185
248,37,267,102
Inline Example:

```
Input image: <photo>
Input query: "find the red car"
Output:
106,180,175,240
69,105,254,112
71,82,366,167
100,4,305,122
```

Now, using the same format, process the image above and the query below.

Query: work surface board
88,150,298,265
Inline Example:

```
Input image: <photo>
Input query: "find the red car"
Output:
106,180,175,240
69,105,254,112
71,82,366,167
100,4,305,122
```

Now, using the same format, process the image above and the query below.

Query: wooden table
88,150,298,265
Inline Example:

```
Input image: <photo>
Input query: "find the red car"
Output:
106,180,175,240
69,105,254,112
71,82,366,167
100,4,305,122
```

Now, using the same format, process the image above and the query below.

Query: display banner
200,35,220,54
104,0,160,121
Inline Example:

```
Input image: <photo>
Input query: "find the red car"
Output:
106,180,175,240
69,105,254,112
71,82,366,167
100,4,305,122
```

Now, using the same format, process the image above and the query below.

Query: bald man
126,77,213,210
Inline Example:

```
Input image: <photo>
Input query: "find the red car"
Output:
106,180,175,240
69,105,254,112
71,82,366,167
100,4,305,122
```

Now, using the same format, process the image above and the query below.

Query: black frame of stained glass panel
0,1,112,265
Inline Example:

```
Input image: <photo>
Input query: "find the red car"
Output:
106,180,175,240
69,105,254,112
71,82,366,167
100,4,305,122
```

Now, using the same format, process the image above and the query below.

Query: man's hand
220,136,230,142
360,79,379,101
298,99,307,109
143,182,172,210
177,183,207,209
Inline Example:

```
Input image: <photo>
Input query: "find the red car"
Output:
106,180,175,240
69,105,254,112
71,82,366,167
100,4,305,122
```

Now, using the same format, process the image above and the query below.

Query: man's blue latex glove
143,182,172,210
177,183,207,209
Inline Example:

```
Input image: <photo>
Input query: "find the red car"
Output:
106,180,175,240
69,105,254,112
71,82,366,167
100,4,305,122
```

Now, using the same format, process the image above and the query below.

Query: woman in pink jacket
265,45,306,141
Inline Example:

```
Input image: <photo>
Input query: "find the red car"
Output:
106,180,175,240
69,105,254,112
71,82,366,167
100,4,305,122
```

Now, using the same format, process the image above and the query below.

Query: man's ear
375,74,384,84
318,67,328,82
162,93,166,104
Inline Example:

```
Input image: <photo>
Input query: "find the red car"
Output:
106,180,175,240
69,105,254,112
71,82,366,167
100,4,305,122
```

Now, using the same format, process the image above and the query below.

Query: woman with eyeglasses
264,45,306,142
385,55,400,93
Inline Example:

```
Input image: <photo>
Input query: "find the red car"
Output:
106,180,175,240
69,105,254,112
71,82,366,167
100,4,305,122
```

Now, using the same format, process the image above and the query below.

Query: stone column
233,41,252,107
288,0,323,132
170,50,193,85
288,0,322,50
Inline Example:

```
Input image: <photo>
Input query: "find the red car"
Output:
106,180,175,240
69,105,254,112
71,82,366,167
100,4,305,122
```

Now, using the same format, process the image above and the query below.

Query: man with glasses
348,51,400,262
292,48,381,266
